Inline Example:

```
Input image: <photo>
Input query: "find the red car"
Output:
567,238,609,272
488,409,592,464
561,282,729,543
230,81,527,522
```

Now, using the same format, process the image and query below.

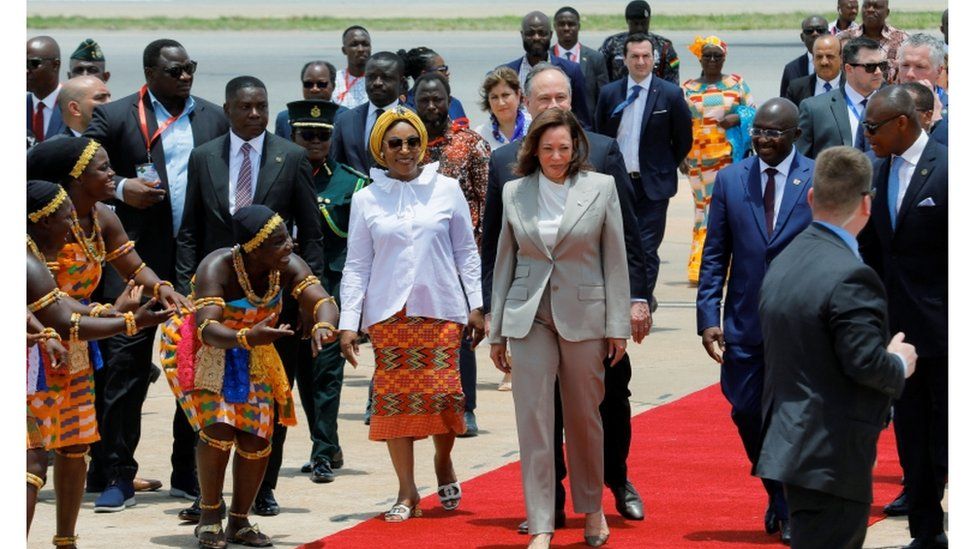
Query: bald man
786,35,845,107
27,35,65,142
57,76,112,137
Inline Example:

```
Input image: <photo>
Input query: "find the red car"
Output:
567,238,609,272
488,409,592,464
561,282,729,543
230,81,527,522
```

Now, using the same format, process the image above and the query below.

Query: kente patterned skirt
368,310,466,441
27,364,99,449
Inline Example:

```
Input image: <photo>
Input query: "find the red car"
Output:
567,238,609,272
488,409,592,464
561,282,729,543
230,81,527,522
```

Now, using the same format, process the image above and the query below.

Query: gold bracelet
38,327,61,342
104,240,135,262
237,328,253,350
123,311,137,336
88,303,111,317
27,288,62,313
197,318,219,342
198,430,234,452
26,472,45,489
128,262,146,280
193,296,226,309
312,321,337,333
199,500,223,510
313,296,338,318
153,280,173,301
290,275,321,299
69,313,82,343
52,535,79,547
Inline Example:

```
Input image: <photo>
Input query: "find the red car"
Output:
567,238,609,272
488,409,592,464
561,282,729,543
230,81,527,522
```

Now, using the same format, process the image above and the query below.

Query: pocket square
652,109,668,114
917,197,937,207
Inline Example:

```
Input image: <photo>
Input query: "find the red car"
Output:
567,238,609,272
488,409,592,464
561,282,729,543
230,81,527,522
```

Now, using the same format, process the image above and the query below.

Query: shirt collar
897,131,928,167
843,82,871,105
369,161,440,193
627,74,653,90
758,147,797,177
818,73,842,89
146,88,195,119
814,220,861,258
229,130,265,156
368,100,399,113
31,84,61,110
554,43,580,57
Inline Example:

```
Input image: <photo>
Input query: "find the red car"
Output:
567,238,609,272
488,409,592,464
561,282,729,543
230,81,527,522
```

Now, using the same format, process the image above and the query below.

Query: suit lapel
553,173,600,249
512,174,552,259
873,157,896,238
770,155,810,241
604,80,626,135
828,91,853,145
640,82,661,136
254,133,285,204
743,159,769,242
895,144,937,231
130,94,170,188
208,135,231,216
356,105,371,168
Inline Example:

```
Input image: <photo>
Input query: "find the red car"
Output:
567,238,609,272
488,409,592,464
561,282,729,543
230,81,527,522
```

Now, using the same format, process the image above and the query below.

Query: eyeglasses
302,80,331,89
425,65,450,74
862,189,876,199
749,127,797,139
701,54,725,61
298,129,332,141
848,61,889,74
386,136,422,151
159,61,198,79
803,27,829,35
862,114,904,134
70,65,102,76
27,57,57,70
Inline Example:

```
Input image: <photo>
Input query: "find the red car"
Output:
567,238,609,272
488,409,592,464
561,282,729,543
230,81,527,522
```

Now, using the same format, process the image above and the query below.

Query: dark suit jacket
27,93,66,142
756,223,905,503
785,73,846,107
481,131,647,310
329,102,389,174
859,138,948,357
175,131,325,295
554,45,610,120
796,87,853,158
501,56,592,129
779,53,810,98
594,76,693,201
85,91,229,298
930,117,947,146
696,153,814,345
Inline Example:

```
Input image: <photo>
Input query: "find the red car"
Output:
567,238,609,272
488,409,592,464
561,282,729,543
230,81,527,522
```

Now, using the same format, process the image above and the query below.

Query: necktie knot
611,85,642,117
240,142,252,155
823,82,832,92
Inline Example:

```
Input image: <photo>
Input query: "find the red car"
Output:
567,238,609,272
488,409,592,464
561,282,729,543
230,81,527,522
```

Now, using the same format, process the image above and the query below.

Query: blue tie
611,85,642,117
823,82,832,93
887,156,902,229
854,99,869,151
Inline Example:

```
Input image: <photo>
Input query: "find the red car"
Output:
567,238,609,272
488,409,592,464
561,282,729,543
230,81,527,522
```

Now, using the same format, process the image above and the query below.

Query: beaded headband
28,187,68,223
242,214,284,253
69,140,102,179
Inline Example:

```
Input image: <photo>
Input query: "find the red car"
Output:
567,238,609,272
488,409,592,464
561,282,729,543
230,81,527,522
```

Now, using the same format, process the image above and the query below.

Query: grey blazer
488,170,630,343
796,87,853,158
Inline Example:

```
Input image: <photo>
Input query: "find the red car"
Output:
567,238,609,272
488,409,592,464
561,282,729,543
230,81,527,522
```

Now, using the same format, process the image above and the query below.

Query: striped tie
235,142,253,211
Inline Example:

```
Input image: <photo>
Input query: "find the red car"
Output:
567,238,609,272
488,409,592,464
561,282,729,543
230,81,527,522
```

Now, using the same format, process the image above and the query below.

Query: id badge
136,163,160,186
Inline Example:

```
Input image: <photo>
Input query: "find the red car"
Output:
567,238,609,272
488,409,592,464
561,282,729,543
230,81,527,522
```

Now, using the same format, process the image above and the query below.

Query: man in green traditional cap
68,38,110,82
287,98,369,483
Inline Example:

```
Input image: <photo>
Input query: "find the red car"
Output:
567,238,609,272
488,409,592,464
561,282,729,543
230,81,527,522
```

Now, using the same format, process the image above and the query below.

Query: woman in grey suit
487,109,630,549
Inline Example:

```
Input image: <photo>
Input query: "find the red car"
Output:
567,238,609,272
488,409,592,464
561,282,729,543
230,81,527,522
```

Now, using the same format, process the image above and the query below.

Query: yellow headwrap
368,106,428,168
688,35,728,60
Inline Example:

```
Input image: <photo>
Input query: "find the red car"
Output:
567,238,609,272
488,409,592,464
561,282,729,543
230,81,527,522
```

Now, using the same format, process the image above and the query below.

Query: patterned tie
612,85,642,117
823,81,832,93
565,50,574,62
887,156,903,229
235,142,253,211
854,98,869,151
763,168,777,236
32,101,45,142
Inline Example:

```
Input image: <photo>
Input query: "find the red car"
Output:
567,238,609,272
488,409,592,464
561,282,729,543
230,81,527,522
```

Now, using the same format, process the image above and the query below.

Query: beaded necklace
27,235,61,274
231,245,280,307
69,207,106,263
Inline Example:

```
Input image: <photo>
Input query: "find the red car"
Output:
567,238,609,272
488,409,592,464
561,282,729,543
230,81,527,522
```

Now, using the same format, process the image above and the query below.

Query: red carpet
302,384,902,548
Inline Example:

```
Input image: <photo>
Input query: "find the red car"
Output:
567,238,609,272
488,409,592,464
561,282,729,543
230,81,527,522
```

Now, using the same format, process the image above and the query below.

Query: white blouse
339,162,483,331
537,173,569,250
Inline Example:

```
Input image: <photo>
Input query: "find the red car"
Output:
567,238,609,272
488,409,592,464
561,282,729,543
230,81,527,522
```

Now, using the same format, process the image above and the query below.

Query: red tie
235,142,253,211
32,102,45,142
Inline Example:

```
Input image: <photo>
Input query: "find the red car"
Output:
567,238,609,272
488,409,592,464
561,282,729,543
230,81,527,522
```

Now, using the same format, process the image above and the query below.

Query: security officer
67,38,111,82
287,99,369,483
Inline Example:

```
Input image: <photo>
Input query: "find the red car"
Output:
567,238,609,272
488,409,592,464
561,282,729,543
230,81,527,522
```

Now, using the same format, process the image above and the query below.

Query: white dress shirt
892,131,929,213
758,147,797,227
364,100,398,148
537,173,569,250
334,68,368,109
843,83,871,143
340,162,482,331
30,85,61,135
553,43,582,64
806,52,814,75
816,74,842,96
616,75,651,174
228,131,265,214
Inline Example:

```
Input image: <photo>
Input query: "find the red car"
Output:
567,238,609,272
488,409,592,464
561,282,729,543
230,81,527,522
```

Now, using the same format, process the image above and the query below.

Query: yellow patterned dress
682,74,755,283
160,294,296,440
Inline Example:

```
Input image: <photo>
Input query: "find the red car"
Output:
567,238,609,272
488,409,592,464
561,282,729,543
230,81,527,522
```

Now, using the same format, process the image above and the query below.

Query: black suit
785,73,845,107
329,102,371,173
859,137,948,542
84,91,228,492
779,53,810,98
481,130,647,509
758,223,906,548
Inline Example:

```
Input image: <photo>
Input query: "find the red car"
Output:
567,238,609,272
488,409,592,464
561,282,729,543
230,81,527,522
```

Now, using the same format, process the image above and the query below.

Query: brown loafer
133,477,163,492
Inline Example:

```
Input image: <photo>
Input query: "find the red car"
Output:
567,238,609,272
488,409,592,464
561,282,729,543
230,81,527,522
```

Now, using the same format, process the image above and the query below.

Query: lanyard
137,85,183,162
336,71,362,103
842,90,866,122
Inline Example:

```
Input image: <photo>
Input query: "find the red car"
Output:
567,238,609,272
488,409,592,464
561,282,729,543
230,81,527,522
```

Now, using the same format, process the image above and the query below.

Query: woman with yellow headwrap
338,106,485,522
681,36,756,284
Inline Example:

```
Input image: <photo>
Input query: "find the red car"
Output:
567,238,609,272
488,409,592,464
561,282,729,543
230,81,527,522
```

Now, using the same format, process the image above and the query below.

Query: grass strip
28,11,942,32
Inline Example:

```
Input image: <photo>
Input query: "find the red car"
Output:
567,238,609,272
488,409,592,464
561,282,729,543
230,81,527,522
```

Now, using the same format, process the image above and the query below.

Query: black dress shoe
884,489,909,516
311,460,335,483
300,461,313,474
610,480,645,520
252,487,280,516
903,532,948,549
517,510,566,534
764,505,779,534
331,449,344,470
178,497,226,523
779,519,791,545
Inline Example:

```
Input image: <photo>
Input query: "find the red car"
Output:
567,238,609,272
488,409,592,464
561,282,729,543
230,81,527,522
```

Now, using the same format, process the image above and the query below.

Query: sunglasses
803,27,829,35
749,127,796,139
848,61,889,74
862,114,904,135
298,129,332,141
701,53,725,61
27,57,57,70
425,65,450,74
302,80,331,89
386,136,422,151
159,60,198,78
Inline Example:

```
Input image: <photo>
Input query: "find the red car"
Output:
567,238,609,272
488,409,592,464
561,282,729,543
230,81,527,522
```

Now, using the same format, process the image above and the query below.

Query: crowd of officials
25,0,948,548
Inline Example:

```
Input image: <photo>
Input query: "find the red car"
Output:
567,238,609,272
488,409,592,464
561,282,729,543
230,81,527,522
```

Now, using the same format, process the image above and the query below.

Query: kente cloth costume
682,36,756,284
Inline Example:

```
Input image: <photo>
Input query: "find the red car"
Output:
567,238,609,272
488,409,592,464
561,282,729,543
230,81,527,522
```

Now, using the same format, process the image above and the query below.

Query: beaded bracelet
88,303,112,317
193,296,227,309
312,321,337,333
197,318,219,342
236,444,272,460
313,296,338,318
104,240,135,262
290,275,321,299
128,262,146,280
123,311,137,336
39,327,61,342
153,281,174,301
237,328,253,350
26,472,45,489
27,288,63,313
69,313,82,343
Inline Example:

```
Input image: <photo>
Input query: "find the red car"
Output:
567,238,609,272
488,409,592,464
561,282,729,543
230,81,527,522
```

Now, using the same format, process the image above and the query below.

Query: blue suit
27,93,65,142
696,151,815,523
594,75,693,296
501,55,592,129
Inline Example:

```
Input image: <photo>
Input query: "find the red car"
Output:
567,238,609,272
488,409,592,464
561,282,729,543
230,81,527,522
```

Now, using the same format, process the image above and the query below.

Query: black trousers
633,183,670,296
785,484,869,549
893,355,948,539
554,352,633,508
459,336,477,413
88,327,197,489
